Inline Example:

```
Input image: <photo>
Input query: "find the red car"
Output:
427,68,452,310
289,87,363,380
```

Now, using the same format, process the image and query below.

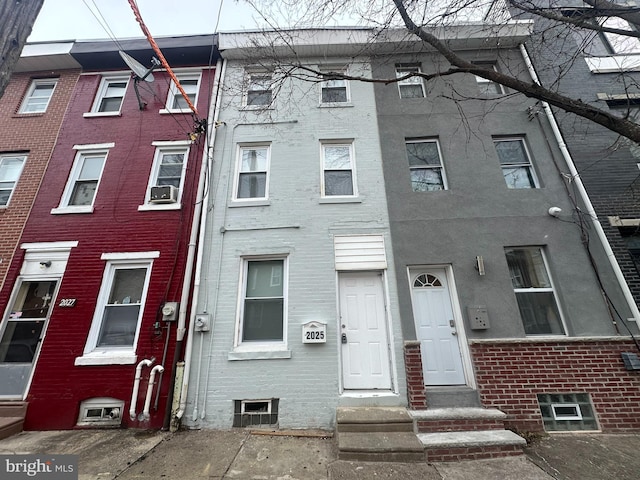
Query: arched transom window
413,273,442,288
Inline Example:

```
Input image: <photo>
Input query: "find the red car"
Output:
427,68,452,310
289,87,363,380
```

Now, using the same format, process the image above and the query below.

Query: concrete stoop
0,402,27,441
411,407,527,461
336,406,425,462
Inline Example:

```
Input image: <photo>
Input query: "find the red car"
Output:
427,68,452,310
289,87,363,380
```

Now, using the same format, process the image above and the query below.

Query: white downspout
175,58,226,423
143,365,165,419
520,43,640,327
130,358,153,420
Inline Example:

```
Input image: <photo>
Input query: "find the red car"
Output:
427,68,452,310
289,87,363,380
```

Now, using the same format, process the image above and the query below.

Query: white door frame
407,265,475,389
337,270,398,393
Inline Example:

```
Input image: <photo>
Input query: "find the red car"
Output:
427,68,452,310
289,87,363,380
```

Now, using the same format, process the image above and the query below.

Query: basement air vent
233,399,279,427
77,397,124,427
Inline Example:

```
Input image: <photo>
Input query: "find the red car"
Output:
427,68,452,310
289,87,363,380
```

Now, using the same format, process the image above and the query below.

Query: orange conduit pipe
128,0,198,116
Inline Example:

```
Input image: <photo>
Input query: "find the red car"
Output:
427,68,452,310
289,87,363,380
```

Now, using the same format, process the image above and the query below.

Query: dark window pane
399,84,424,98
99,96,123,112
410,169,443,191
502,166,535,189
0,321,44,362
247,91,272,106
516,291,564,335
69,181,97,205
322,87,347,103
325,171,353,196
407,142,441,166
242,298,284,341
238,172,266,198
97,305,140,346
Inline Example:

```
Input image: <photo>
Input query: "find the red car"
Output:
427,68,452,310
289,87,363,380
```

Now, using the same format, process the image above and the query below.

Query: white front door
411,269,465,385
339,272,392,390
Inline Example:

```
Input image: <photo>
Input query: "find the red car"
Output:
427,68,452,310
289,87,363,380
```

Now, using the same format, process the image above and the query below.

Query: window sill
51,206,94,215
229,199,271,207
584,55,640,73
318,102,354,108
159,108,191,115
13,112,46,118
75,351,137,366
240,105,274,111
138,203,182,211
228,349,292,361
319,197,361,204
83,111,122,118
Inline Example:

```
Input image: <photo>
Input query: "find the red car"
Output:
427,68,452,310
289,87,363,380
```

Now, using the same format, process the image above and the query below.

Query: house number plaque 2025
58,298,77,307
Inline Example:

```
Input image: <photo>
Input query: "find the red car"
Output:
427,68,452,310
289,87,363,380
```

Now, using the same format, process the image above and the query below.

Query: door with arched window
410,268,465,385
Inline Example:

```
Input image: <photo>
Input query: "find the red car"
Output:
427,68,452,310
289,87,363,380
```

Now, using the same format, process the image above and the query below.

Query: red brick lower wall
404,342,427,409
471,339,640,433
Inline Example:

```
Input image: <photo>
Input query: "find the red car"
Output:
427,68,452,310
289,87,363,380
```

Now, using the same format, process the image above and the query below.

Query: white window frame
232,144,271,204
19,78,57,114
494,137,539,189
161,72,202,114
551,404,583,421
474,64,505,95
320,141,358,199
75,251,158,366
234,256,288,352
85,76,129,116
51,143,113,215
244,71,273,108
406,139,448,192
0,154,27,207
600,16,640,55
505,247,566,336
320,69,350,105
139,140,191,211
396,65,425,98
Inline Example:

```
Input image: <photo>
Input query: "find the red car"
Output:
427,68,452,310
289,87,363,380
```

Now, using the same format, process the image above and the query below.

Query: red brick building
0,35,219,430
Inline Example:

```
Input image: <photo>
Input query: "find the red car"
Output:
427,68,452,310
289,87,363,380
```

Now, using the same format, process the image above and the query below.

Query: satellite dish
119,51,155,82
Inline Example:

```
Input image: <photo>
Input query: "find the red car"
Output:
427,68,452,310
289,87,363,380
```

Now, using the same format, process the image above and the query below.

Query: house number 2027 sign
302,321,327,344
58,298,77,307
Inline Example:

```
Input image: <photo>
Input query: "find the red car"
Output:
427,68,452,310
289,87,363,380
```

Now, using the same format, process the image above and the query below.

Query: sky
28,0,264,43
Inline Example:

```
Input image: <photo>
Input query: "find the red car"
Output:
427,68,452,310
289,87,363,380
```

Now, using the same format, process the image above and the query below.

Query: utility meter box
468,305,489,330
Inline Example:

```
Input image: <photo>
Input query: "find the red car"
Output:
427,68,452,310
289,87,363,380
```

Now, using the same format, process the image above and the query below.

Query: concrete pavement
1,428,639,479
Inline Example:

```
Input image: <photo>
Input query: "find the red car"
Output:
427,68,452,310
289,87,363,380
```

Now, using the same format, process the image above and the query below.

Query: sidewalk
1,428,639,479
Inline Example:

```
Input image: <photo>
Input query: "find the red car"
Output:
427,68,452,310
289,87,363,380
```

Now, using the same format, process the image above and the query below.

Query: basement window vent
77,397,124,427
233,399,279,427
537,393,598,431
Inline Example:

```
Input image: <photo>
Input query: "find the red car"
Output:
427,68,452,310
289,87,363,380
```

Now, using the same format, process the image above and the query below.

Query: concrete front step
418,429,527,462
338,431,425,462
336,406,413,433
410,407,507,433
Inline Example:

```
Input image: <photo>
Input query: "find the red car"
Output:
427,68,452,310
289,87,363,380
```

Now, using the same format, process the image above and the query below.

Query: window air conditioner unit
150,185,178,203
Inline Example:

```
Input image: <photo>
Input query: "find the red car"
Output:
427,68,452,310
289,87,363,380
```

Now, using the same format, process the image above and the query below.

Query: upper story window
493,137,538,189
505,247,565,336
600,16,640,55
76,251,158,366
474,64,505,95
0,154,26,207
237,257,287,345
164,73,201,113
321,142,357,198
406,139,447,191
234,144,270,201
320,70,349,104
19,79,57,113
140,141,191,210
245,72,273,107
88,76,129,115
51,143,113,214
396,65,425,98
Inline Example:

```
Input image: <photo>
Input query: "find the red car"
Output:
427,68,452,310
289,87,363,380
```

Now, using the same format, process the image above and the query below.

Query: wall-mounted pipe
143,365,165,419
130,358,153,420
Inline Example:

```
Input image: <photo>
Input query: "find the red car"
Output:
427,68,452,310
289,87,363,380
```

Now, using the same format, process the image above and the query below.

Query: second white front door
411,268,465,385
339,272,392,390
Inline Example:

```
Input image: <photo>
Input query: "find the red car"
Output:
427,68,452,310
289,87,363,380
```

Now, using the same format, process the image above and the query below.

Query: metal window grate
233,399,279,427
537,393,598,431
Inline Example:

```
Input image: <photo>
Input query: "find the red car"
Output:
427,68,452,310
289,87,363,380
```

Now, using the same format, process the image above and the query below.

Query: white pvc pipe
130,358,153,420
175,58,226,423
143,365,165,419
520,43,640,327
